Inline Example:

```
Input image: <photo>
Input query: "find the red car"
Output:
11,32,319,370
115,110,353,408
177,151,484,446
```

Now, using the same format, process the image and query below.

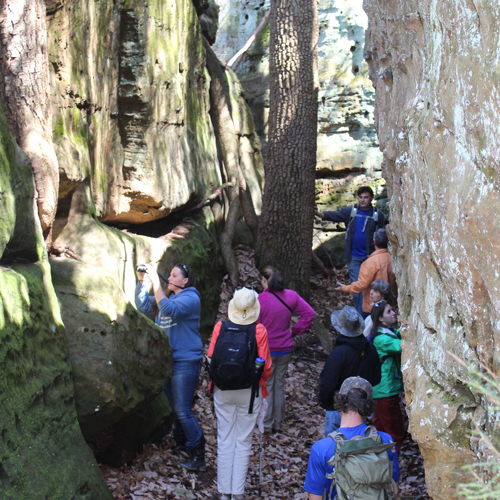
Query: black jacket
322,204,385,262
318,334,382,411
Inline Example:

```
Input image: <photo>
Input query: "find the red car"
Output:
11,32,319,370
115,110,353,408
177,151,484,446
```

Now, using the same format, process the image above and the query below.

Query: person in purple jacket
258,266,316,433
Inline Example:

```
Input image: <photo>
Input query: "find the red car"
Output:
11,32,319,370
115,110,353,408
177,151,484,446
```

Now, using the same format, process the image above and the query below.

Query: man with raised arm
316,186,385,314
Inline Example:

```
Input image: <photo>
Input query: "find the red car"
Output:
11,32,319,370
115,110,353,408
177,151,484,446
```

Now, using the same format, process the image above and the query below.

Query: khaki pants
214,387,261,496
263,352,292,431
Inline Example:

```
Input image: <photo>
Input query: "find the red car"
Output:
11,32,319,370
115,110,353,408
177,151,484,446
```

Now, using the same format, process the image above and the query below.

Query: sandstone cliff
363,0,500,497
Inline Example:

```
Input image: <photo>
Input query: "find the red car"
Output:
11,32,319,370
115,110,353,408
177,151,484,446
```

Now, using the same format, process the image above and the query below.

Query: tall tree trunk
0,0,59,245
257,0,319,299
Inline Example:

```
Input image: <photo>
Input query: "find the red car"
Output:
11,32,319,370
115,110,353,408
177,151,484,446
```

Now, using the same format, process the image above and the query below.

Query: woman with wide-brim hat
207,287,272,500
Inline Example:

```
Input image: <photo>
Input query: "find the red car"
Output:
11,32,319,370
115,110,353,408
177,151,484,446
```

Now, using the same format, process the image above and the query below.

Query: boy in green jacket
368,300,406,452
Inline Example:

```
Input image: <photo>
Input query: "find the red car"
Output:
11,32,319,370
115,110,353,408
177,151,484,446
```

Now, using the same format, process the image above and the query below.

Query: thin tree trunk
227,9,271,70
204,38,261,285
256,0,319,299
0,0,59,245
238,164,259,243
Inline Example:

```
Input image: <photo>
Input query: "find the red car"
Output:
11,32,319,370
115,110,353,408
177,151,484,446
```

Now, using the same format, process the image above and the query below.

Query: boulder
50,258,173,438
47,0,221,224
363,0,500,496
0,100,111,498
87,393,172,467
53,181,225,338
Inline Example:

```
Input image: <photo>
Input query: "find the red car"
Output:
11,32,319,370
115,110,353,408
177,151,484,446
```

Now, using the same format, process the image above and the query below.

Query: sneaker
219,495,231,500
232,495,245,500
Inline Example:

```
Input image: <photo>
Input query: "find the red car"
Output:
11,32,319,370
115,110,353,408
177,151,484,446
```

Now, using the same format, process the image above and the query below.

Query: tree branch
227,9,270,70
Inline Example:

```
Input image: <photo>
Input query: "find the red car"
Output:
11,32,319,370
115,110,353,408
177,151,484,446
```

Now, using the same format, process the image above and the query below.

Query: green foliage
454,356,500,499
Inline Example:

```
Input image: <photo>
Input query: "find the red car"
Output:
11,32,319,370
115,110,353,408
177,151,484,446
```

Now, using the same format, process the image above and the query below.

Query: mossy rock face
53,185,224,340
0,101,43,261
47,0,222,224
0,262,112,500
50,258,173,438
0,100,111,499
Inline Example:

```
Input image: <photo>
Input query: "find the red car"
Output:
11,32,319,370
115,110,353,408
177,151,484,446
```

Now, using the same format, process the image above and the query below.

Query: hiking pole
258,429,263,497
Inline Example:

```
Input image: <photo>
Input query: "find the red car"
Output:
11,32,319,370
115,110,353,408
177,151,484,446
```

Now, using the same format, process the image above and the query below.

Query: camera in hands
136,264,147,273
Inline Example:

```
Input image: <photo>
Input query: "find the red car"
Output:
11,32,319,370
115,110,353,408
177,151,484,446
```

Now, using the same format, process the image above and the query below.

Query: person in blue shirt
135,263,205,470
315,186,385,314
304,377,400,500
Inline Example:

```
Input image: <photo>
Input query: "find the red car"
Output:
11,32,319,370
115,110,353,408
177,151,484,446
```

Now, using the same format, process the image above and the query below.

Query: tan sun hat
228,287,260,325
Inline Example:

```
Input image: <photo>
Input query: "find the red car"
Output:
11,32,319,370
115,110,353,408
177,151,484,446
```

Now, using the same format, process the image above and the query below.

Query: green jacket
372,327,403,399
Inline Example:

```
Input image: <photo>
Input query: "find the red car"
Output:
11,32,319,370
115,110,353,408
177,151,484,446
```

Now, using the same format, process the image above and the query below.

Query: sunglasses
236,286,254,291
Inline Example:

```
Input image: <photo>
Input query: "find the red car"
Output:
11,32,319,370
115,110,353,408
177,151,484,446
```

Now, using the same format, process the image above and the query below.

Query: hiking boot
181,434,206,471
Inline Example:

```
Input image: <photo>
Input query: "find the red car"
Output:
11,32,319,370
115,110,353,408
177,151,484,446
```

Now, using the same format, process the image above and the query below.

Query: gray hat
330,305,364,337
340,376,373,400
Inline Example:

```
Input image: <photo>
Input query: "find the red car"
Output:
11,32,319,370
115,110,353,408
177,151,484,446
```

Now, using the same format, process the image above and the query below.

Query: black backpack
209,321,258,391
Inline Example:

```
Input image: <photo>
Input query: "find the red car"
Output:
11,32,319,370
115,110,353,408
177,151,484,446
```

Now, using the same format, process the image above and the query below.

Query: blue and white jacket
135,284,203,362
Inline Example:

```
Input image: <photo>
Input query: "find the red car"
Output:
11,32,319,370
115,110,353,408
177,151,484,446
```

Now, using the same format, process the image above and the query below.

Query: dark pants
165,359,203,451
374,395,406,453
348,256,366,315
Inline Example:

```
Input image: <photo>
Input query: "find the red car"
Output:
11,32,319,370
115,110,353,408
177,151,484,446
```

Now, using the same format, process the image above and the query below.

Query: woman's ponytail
261,265,285,292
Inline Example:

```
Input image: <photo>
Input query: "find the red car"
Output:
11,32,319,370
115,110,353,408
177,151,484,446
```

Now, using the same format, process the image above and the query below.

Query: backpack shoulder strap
349,204,358,222
373,206,379,222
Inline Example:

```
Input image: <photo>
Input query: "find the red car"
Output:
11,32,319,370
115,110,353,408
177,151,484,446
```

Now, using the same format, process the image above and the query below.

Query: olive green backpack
326,426,397,500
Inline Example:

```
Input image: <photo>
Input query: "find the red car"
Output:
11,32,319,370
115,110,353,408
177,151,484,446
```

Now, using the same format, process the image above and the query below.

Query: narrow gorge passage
98,250,431,500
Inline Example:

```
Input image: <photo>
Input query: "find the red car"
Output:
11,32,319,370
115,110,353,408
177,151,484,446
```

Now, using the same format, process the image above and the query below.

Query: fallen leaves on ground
100,248,431,499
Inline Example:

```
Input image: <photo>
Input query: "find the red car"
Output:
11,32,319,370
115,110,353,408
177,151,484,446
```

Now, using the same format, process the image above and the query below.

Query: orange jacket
342,248,397,313
208,321,272,398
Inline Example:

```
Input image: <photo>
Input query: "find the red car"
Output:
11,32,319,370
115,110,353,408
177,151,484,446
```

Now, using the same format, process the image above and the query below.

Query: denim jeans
348,256,367,315
325,410,341,436
165,359,203,451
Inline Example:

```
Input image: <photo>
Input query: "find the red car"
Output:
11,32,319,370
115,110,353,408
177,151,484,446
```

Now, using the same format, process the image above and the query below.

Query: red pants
374,395,405,453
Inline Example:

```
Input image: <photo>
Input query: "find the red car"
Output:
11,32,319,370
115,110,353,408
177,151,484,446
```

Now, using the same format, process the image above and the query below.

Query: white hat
228,287,260,325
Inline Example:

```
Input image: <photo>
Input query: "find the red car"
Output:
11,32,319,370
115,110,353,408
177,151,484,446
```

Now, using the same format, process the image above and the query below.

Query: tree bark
0,0,59,244
256,0,319,299
204,38,260,285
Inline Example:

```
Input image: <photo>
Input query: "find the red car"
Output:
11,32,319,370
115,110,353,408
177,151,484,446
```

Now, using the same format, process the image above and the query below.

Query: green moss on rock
0,263,112,500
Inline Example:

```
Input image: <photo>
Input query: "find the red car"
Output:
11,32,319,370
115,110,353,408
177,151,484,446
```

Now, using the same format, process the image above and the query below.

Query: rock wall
363,0,500,497
0,101,110,499
47,0,262,225
212,0,385,265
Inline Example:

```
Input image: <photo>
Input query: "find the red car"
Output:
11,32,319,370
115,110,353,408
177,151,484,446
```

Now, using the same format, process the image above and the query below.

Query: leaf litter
100,247,431,499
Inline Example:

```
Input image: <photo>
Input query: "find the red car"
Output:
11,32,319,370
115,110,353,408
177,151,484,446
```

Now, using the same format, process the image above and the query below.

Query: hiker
305,377,400,500
335,228,397,318
363,279,394,337
315,186,385,314
369,301,406,453
207,287,272,500
257,266,315,433
135,264,206,470
319,306,381,436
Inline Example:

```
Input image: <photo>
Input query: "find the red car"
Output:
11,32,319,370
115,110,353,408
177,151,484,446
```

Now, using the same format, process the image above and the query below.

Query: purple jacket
258,289,315,352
